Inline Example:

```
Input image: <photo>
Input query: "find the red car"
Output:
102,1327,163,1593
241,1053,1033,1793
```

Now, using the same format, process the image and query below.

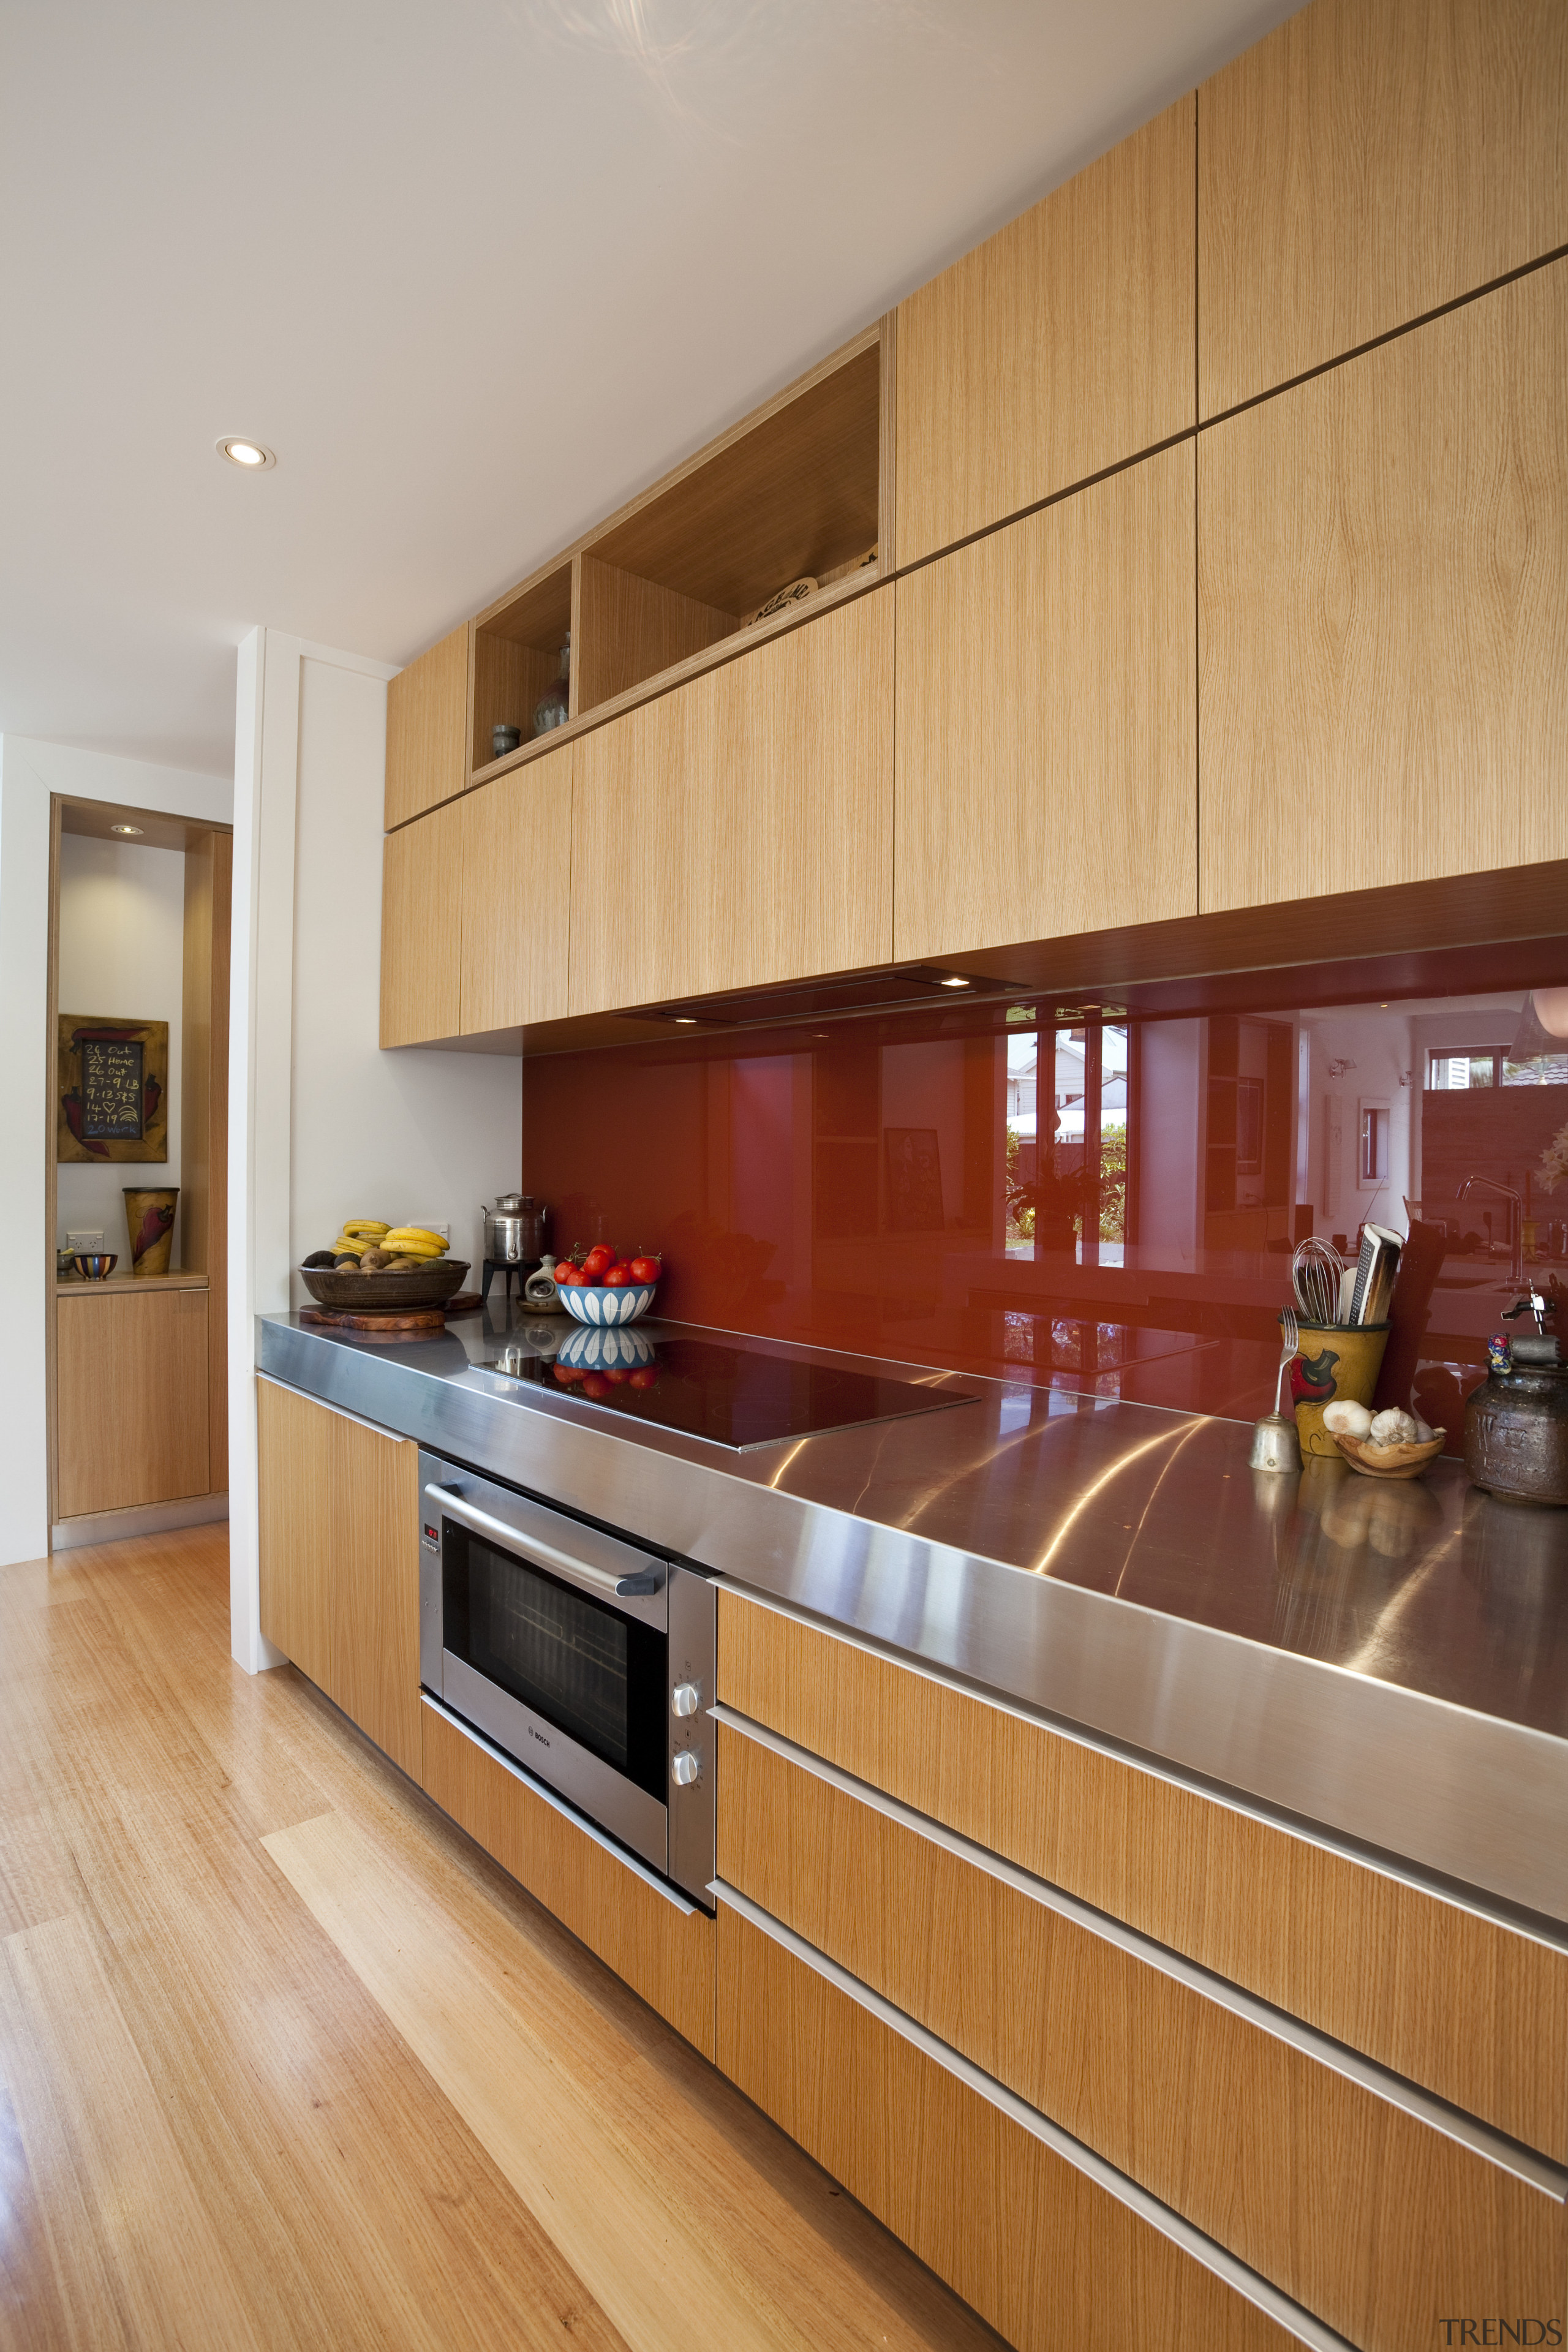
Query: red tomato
602,1366,629,1384
552,1362,581,1383
580,1372,609,1400
582,1244,616,1280
602,1262,633,1287
556,1265,584,1286
628,1255,660,1284
628,1366,657,1390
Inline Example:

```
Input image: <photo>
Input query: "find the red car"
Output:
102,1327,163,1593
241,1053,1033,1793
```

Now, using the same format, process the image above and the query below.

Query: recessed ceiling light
940,976,970,989
217,437,276,470
109,823,143,836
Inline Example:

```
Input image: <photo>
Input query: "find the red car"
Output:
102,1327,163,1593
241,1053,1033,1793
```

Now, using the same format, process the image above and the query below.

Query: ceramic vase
124,1186,178,1278
1291,1321,1390,1457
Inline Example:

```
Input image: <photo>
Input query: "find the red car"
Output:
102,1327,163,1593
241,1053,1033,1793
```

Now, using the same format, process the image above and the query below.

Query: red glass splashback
521,938,1568,1447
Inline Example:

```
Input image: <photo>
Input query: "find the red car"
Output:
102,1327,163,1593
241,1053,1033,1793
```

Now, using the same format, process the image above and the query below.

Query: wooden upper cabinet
459,742,573,1035
894,441,1196,966
385,624,470,830
1198,0,1568,418
1199,262,1568,915
380,797,464,1046
895,99,1195,569
568,590,894,1016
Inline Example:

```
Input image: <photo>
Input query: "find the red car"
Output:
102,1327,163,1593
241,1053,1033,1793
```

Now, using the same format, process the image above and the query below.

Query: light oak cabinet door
896,98,1194,568
55,1289,209,1520
1199,263,1568,914
717,1906,1293,2352
894,441,1196,965
1199,0,1568,418
718,1728,1566,2352
717,1593,1568,2161
459,741,573,1034
257,1379,421,1777
380,797,464,1047
568,589,893,1016
385,624,469,831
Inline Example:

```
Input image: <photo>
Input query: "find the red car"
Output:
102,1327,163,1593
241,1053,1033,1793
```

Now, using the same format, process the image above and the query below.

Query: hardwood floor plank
0,1526,996,2352
0,1911,265,2352
265,1805,1001,2352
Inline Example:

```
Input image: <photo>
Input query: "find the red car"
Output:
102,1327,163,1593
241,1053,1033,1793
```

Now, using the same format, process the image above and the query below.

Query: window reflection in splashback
521,940,1568,1451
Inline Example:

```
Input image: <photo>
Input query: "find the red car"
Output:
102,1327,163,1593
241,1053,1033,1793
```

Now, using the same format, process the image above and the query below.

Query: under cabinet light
217,437,276,470
940,976,970,988
110,823,143,836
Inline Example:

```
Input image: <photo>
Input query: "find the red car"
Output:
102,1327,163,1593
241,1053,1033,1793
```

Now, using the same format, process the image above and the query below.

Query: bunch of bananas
316,1219,451,1272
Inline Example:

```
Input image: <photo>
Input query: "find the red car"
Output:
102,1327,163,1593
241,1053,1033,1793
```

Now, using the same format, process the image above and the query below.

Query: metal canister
1464,1340,1568,1506
481,1194,548,1267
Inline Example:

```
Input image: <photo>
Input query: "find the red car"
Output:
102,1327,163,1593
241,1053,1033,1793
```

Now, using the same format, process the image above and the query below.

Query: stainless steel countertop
257,1306,1568,1924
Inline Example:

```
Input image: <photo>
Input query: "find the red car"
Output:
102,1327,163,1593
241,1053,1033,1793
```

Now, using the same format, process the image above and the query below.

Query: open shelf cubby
470,561,574,778
467,325,886,788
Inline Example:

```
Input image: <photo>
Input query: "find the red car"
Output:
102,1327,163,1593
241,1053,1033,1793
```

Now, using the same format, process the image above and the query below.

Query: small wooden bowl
1332,1431,1446,1480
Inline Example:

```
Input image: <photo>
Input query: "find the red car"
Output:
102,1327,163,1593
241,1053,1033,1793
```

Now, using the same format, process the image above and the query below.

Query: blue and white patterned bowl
558,1281,657,1327
556,1321,657,1371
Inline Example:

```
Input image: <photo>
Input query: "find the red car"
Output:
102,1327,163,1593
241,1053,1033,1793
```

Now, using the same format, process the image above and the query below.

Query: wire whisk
1291,1237,1343,1327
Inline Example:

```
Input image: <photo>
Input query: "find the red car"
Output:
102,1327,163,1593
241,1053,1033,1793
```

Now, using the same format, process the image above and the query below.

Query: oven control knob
671,1749,701,1787
672,1681,701,1717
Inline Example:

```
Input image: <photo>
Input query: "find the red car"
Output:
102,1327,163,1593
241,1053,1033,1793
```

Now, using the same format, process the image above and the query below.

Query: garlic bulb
1368,1408,1419,1447
1412,1418,1435,1445
1322,1399,1373,1437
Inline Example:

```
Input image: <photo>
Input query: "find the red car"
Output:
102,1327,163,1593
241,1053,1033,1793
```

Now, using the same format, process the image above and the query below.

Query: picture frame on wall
57,1015,169,1163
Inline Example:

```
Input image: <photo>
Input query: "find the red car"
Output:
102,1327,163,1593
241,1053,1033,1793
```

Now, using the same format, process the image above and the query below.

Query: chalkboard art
57,1017,168,1163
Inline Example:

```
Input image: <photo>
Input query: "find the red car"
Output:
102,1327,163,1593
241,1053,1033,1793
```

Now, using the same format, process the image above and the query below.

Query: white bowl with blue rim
556,1320,657,1371
558,1281,657,1327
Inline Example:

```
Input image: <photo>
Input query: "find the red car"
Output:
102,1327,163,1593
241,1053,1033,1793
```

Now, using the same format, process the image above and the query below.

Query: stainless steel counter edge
256,1318,1568,1924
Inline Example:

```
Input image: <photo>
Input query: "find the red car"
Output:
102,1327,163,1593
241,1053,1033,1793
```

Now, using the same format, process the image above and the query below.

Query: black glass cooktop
482,1333,978,1452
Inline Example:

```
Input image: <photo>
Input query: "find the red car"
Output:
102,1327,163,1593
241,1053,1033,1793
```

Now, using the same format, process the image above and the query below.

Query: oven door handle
424,1483,662,1599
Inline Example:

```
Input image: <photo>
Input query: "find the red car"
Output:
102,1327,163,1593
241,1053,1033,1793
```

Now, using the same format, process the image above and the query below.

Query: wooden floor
0,1526,1001,2352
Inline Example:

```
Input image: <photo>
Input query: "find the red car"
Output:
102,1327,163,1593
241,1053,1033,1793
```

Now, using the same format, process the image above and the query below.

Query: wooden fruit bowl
298,1259,470,1310
1332,1431,1445,1480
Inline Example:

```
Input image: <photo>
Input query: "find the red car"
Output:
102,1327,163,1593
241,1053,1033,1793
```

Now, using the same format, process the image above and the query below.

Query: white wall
55,834,187,1262
0,737,232,1568
229,633,523,1672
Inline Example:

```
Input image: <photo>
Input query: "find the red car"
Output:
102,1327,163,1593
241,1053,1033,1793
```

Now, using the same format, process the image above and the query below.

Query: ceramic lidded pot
1464,1338,1568,1506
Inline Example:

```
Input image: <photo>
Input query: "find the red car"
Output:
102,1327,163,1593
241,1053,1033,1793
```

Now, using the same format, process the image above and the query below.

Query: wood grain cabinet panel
56,1291,209,1520
420,1702,715,2059
380,797,464,1047
716,1905,1294,2352
1199,264,1568,914
716,1593,1568,2162
718,1728,1566,2352
257,1376,334,1693
896,98,1195,567
1198,0,1568,418
385,624,469,830
568,589,893,1015
894,443,1196,964
257,1380,421,1778
459,741,573,1034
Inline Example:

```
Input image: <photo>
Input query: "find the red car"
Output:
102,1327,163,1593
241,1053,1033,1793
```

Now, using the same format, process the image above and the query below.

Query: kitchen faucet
1458,1173,1525,1284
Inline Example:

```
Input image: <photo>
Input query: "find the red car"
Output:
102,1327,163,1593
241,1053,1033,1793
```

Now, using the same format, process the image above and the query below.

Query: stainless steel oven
418,1450,715,1905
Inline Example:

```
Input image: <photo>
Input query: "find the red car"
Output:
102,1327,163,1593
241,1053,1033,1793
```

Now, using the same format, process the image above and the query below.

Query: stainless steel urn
482,1193,548,1267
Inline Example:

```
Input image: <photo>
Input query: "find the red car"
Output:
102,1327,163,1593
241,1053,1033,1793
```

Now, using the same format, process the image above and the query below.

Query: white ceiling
2,0,1297,777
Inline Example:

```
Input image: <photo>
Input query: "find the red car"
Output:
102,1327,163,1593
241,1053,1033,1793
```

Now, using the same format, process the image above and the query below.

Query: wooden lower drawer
717,1721,1566,2352
420,1700,714,2059
717,1590,1568,2159
717,1900,1298,2352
